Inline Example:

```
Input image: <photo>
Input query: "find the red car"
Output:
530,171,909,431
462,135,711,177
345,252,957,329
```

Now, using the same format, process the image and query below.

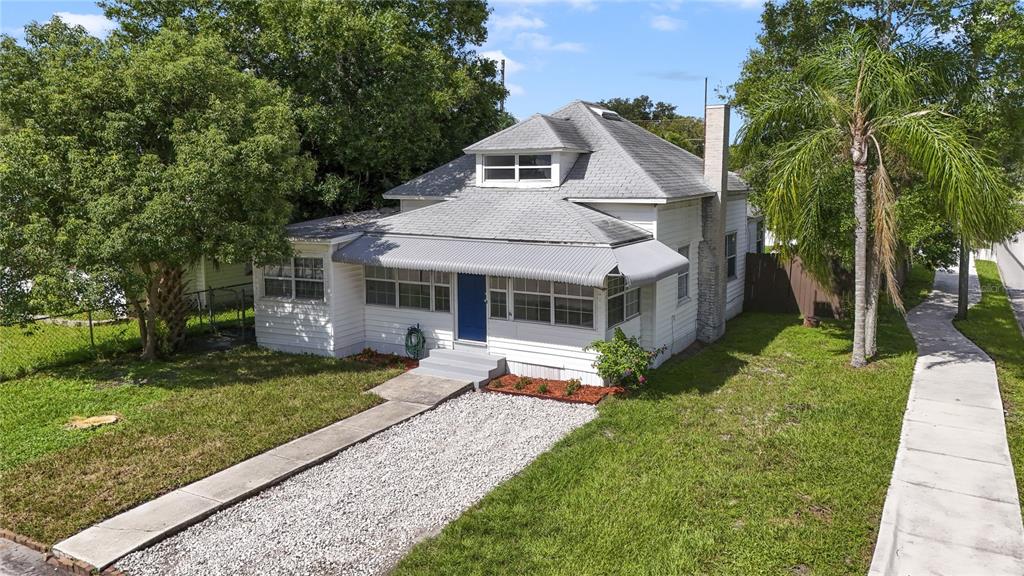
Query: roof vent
601,111,622,121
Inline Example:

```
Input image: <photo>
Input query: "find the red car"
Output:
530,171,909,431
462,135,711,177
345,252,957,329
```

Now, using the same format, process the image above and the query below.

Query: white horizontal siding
582,202,658,235
726,194,748,319
255,243,334,355
364,305,454,356
653,200,702,359
400,199,443,212
331,263,365,357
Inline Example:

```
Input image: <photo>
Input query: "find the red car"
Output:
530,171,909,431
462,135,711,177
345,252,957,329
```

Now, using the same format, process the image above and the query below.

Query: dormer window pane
485,155,515,167
520,168,551,180
519,154,551,166
485,168,515,180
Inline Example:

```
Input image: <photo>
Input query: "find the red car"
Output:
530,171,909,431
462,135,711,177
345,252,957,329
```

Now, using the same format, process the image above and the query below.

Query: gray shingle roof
364,189,649,245
464,114,590,153
385,100,749,201
286,207,400,241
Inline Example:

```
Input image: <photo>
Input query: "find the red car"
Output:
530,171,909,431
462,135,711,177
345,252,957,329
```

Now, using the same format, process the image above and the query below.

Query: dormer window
483,154,553,183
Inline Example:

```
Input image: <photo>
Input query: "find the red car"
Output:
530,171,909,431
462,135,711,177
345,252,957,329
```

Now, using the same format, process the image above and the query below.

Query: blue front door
457,273,487,342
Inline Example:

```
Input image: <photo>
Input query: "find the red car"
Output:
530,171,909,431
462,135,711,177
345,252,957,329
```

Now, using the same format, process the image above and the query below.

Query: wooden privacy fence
744,253,842,319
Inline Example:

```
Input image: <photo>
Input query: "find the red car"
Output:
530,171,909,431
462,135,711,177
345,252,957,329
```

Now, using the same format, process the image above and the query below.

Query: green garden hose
405,324,426,359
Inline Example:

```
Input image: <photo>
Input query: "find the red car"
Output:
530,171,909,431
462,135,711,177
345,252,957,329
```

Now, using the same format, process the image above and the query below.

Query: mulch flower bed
485,374,624,405
350,348,419,371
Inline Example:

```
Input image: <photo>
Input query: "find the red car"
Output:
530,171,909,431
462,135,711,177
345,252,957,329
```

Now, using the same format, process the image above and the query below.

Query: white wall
400,199,443,212
254,242,334,355
726,194,749,319
330,263,366,357
583,202,658,235
364,305,455,356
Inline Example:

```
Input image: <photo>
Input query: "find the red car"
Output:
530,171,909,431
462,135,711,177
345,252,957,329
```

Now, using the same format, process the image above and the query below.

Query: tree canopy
731,0,1024,272
100,0,514,218
0,19,312,354
595,95,705,156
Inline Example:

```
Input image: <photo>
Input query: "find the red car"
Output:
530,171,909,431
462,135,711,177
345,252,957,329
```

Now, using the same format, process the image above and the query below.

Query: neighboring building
253,101,751,385
184,257,252,307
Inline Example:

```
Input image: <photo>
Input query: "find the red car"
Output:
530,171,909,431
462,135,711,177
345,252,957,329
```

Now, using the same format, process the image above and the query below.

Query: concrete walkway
869,264,1024,575
995,243,1024,336
52,372,471,572
0,538,68,576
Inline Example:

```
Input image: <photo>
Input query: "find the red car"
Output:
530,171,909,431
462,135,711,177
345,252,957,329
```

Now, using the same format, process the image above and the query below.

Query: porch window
677,244,690,305
726,232,738,280
513,278,551,323
505,278,594,328
607,276,640,328
483,154,553,183
553,282,594,328
365,266,450,312
489,277,508,319
263,257,324,301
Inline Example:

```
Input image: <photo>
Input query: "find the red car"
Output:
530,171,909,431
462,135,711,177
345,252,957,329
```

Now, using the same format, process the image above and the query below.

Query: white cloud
650,15,683,31
515,32,585,52
480,50,524,74
54,12,117,37
491,13,546,30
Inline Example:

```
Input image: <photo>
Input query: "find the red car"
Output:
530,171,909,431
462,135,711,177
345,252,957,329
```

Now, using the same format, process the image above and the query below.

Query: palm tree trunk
852,150,869,368
865,245,881,359
957,237,970,320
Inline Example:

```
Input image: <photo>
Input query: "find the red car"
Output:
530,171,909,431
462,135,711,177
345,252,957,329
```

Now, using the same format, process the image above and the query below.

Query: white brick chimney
697,104,730,343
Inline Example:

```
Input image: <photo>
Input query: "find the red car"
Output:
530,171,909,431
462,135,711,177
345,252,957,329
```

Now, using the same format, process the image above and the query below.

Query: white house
253,101,751,385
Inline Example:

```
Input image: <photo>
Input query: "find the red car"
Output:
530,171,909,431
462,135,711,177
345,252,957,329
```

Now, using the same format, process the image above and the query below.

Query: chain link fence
0,283,254,382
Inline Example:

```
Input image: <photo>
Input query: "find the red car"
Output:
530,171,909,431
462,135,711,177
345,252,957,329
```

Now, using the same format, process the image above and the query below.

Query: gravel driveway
117,392,596,576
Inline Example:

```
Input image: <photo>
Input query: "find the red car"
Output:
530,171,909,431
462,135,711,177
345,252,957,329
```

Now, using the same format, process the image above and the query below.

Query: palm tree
739,31,1016,367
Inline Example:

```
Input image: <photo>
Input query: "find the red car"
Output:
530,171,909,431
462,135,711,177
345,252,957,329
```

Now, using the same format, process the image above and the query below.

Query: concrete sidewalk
995,243,1024,336
869,264,1024,575
52,372,471,572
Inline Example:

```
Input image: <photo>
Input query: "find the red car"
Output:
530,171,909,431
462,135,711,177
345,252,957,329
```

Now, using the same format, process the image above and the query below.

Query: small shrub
490,378,506,389
538,382,549,394
514,376,531,390
564,378,581,396
587,328,666,389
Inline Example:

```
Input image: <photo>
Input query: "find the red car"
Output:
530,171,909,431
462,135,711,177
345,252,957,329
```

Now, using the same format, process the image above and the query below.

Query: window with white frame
489,277,508,319
607,276,640,328
482,154,552,183
364,266,450,312
263,257,324,301
726,232,738,280
512,278,551,323
501,278,595,328
677,244,690,305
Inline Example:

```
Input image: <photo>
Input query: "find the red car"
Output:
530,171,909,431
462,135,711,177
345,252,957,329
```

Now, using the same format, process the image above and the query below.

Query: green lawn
0,346,401,544
395,279,930,575
0,307,254,382
954,260,1024,503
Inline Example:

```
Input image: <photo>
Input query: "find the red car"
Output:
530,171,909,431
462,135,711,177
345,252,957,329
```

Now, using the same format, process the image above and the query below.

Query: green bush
514,376,531,390
587,328,665,388
564,378,581,396
538,383,549,394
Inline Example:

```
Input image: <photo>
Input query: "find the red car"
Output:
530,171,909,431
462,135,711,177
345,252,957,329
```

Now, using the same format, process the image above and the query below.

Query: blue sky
0,0,764,129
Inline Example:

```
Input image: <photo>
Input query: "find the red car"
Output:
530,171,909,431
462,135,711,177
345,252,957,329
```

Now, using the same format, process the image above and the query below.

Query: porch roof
332,235,688,288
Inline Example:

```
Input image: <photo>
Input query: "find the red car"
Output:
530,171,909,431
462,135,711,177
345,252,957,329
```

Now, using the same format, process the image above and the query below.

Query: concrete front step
413,348,506,388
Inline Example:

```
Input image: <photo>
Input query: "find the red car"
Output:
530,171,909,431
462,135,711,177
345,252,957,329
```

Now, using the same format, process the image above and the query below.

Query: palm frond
875,109,1017,244
869,134,902,312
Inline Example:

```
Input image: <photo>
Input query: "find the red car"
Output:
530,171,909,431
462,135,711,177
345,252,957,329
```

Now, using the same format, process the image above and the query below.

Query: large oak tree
0,20,312,357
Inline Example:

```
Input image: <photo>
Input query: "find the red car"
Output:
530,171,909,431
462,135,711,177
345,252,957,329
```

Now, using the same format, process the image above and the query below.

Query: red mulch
349,348,419,371
485,374,624,405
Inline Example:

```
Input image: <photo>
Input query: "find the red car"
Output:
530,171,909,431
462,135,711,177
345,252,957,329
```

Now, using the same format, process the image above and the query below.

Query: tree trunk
851,147,869,368
957,238,970,320
865,247,881,359
134,301,151,357
155,265,189,352
140,284,158,360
